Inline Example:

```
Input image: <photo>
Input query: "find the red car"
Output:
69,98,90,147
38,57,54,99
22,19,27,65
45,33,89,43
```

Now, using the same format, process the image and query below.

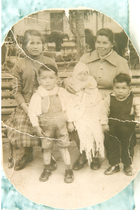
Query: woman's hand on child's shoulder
67,122,75,132
102,124,109,132
63,77,77,94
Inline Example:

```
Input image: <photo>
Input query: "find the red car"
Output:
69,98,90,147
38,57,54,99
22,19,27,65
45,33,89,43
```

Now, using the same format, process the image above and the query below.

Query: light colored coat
80,50,131,88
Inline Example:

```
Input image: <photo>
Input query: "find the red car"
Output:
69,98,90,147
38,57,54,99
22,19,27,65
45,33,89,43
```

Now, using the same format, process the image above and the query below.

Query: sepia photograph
1,8,140,209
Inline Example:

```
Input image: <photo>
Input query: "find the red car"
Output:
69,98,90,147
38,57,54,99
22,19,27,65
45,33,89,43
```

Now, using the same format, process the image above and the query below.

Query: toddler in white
69,62,104,165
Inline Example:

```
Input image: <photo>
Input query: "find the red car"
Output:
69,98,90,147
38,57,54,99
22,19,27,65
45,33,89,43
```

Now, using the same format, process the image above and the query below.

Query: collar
86,50,118,66
26,53,44,62
36,85,59,97
111,92,131,101
99,49,113,59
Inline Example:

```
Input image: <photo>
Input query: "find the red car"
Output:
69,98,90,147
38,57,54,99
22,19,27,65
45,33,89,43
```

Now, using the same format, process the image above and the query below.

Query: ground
2,140,140,209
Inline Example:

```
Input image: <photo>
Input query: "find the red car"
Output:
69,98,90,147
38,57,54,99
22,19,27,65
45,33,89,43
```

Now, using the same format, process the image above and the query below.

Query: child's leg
120,124,135,166
39,148,52,182
129,132,136,159
104,132,120,166
104,126,121,175
39,136,54,182
119,123,136,176
40,121,57,170
55,115,74,183
59,147,74,183
59,147,71,168
42,148,51,165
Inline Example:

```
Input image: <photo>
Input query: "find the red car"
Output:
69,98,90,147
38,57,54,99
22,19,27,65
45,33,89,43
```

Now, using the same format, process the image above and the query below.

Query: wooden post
96,11,98,34
75,10,85,49
75,10,85,60
102,14,104,28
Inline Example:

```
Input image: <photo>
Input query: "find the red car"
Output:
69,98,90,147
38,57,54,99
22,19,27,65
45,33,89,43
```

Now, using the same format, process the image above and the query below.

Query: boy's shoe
39,169,52,182
123,165,135,176
104,165,120,175
64,169,74,183
90,157,101,170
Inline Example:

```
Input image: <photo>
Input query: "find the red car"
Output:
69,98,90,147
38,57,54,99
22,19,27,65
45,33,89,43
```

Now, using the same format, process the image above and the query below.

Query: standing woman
64,28,131,170
7,29,57,171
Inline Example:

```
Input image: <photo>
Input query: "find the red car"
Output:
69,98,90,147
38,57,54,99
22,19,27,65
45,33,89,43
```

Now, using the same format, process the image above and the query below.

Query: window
50,13,63,32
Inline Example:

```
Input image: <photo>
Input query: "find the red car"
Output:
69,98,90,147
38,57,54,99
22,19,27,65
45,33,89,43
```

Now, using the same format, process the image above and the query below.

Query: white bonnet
73,62,89,77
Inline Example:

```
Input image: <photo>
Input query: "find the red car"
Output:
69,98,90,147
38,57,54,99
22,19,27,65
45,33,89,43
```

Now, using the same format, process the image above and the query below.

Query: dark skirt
6,106,40,148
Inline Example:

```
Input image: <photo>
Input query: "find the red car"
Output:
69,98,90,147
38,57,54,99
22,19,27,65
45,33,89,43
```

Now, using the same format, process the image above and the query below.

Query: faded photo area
1,9,140,209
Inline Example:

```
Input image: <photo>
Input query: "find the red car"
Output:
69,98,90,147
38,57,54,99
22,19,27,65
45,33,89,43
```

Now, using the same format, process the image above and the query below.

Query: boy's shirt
28,85,74,127
100,92,140,125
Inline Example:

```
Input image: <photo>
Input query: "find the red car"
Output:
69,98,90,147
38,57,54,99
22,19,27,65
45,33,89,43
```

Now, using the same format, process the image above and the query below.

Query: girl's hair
22,29,44,51
96,28,118,52
38,64,58,76
113,73,131,86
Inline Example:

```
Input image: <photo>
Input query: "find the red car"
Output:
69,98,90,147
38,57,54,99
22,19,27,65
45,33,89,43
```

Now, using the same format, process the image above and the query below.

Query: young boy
101,73,140,176
28,64,74,183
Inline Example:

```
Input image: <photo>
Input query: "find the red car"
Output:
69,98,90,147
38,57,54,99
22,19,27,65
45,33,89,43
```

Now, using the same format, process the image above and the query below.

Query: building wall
13,11,50,37
84,12,123,35
13,10,123,43
13,10,73,40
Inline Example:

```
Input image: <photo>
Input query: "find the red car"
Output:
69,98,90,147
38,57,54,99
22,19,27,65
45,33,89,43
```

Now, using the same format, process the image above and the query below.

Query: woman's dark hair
38,64,58,76
22,29,44,52
85,29,95,51
96,28,118,52
113,73,131,86
96,28,114,44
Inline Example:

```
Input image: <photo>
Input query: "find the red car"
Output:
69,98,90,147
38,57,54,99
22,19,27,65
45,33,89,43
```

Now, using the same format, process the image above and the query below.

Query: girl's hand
67,122,75,132
102,124,109,132
34,126,45,137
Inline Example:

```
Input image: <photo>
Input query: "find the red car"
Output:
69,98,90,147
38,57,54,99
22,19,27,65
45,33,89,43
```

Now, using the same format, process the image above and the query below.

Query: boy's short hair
113,73,131,86
38,64,58,76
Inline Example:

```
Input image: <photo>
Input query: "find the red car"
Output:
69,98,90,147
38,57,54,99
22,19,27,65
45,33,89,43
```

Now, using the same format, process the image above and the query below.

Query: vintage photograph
1,9,140,209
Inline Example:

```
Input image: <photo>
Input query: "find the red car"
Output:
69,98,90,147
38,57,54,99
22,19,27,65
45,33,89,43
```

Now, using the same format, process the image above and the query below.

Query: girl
7,29,57,171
